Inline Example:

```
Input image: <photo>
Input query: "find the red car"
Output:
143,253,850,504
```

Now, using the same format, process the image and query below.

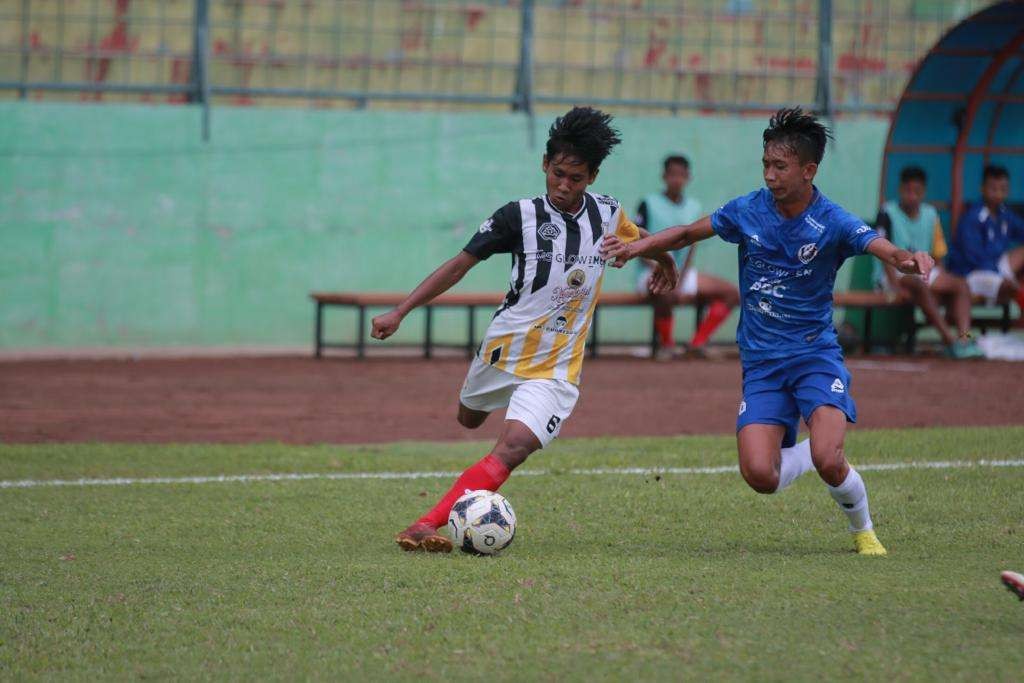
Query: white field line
1,459,1023,490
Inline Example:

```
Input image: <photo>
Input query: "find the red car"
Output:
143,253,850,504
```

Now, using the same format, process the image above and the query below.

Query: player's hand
371,309,403,340
600,234,635,267
897,251,934,278
649,260,678,295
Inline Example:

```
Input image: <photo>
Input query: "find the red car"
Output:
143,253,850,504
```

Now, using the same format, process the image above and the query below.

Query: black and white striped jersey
463,191,640,384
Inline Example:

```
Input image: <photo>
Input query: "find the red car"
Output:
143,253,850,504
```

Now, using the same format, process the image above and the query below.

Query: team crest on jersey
554,315,568,331
567,268,586,287
538,222,562,240
797,243,820,264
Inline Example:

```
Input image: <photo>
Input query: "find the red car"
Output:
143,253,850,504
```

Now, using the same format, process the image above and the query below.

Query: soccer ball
448,489,516,555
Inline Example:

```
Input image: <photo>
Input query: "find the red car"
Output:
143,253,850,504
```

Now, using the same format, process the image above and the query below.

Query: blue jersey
711,187,880,362
945,201,1024,276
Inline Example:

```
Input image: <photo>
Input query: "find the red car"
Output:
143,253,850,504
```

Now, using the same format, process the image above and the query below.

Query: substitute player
635,155,739,357
603,108,936,556
946,165,1024,315
372,107,677,552
873,166,983,358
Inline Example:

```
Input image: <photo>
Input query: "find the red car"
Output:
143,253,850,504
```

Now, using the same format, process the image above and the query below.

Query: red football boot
395,522,452,553
1001,570,1024,601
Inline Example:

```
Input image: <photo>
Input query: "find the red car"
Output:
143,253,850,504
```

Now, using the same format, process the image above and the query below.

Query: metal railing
0,0,998,137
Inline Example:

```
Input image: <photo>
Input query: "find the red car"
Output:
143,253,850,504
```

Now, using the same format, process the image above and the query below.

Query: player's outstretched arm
866,237,934,278
635,226,679,294
601,216,715,268
371,251,480,340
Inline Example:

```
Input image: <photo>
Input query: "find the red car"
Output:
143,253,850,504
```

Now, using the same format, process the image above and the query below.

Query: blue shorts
736,349,857,448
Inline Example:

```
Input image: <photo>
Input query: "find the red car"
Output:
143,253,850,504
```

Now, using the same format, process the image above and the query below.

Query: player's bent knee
457,414,484,429
457,405,488,429
739,459,779,494
812,448,847,484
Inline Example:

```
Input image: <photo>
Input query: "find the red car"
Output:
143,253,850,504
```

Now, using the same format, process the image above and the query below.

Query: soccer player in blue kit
603,108,936,555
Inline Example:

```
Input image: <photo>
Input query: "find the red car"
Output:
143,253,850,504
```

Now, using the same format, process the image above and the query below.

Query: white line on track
1,459,1022,490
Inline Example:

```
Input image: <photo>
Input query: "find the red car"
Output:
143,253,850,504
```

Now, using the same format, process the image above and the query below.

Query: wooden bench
310,291,709,359
311,291,1012,359
833,291,1012,353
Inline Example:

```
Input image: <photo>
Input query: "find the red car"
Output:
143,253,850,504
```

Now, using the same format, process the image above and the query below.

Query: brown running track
0,356,1020,444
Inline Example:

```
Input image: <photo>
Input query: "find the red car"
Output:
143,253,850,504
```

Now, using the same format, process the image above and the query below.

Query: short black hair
983,164,1010,182
663,154,690,172
762,107,833,165
546,107,622,173
900,166,927,184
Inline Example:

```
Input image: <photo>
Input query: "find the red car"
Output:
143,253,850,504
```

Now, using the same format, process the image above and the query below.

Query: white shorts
637,267,698,296
965,254,1015,305
459,357,579,448
875,265,941,294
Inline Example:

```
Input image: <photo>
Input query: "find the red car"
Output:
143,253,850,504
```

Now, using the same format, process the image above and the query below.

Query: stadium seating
2,0,988,110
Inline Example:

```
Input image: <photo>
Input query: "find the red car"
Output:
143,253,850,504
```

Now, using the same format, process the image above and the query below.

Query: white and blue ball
447,490,516,555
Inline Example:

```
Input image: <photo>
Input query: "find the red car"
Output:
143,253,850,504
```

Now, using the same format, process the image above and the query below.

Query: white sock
827,467,873,532
776,439,814,492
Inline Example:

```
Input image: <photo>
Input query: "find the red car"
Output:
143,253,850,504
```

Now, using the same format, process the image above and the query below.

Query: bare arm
872,210,902,290
371,250,479,340
638,226,678,270
635,226,679,293
882,261,903,292
866,237,934,277
679,241,697,278
602,215,716,266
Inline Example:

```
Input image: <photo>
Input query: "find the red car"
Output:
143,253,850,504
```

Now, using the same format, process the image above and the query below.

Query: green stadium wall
0,102,888,349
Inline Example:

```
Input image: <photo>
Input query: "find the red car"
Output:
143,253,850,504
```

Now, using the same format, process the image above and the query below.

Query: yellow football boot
852,529,887,556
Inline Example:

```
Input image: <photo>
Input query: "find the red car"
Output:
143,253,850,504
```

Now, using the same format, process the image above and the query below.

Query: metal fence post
513,0,536,146
18,0,30,99
192,0,212,142
815,0,833,117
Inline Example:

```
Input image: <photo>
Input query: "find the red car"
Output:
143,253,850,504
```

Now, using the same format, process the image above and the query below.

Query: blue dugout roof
881,0,1024,232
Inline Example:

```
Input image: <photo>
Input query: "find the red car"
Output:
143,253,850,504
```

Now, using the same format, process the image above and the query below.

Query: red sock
418,454,511,529
691,300,732,348
654,314,674,347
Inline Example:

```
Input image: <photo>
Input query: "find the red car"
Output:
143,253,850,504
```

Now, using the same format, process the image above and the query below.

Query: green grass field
2,427,1023,680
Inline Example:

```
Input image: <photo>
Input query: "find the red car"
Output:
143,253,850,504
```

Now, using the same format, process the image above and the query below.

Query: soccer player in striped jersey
604,108,936,556
372,107,677,552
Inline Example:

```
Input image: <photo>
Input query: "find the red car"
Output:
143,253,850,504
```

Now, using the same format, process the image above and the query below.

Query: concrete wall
0,102,888,348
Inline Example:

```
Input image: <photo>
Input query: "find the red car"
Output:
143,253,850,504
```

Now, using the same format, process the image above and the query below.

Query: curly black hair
546,106,622,172
762,107,833,165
